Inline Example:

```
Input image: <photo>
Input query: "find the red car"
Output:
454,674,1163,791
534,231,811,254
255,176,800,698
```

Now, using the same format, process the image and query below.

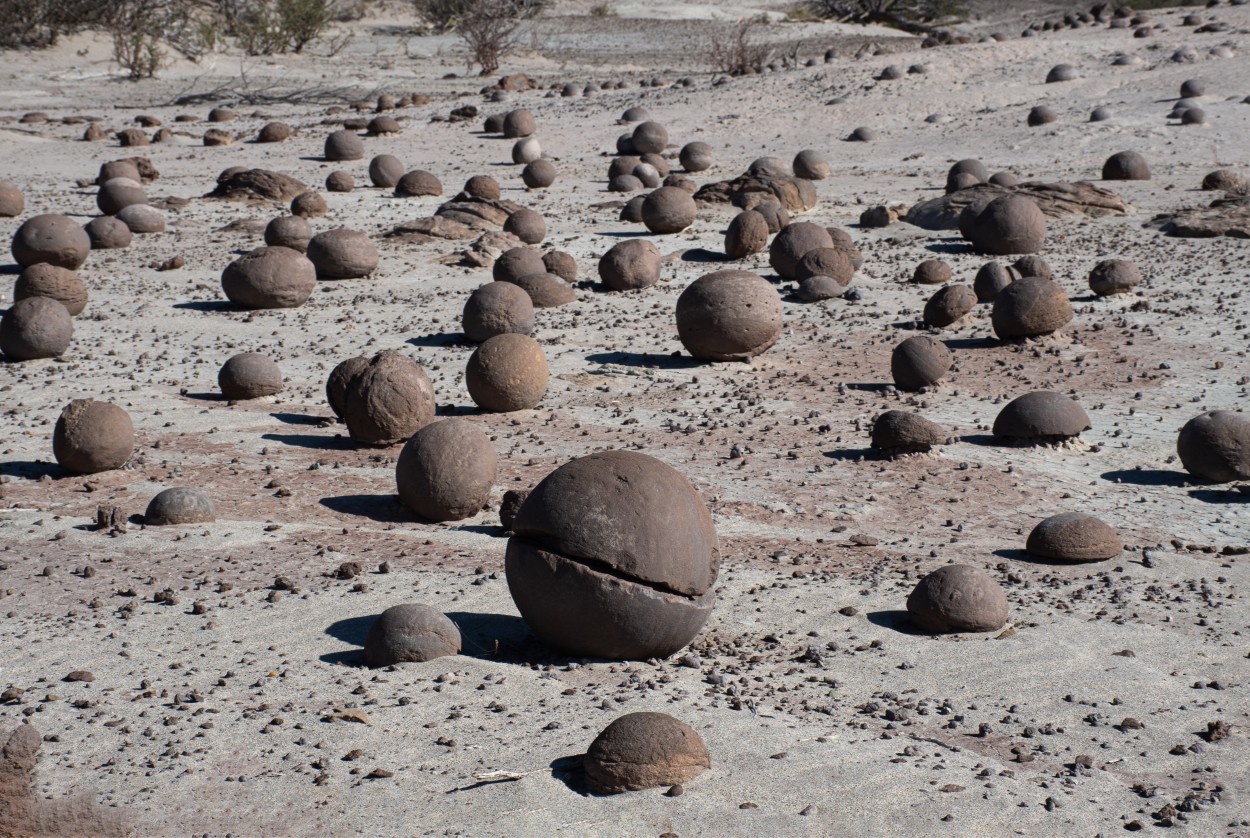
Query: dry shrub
709,19,770,76
457,0,542,75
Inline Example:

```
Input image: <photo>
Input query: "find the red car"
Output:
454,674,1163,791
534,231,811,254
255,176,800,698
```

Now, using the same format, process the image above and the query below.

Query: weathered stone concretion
396,419,497,522
871,410,949,455
465,333,548,412
599,239,661,291
993,391,1090,441
324,129,363,161
364,604,462,666
11,214,91,270
676,270,782,361
795,248,854,286
504,207,546,244
53,399,134,474
631,121,668,154
1102,150,1150,181
15,264,88,316
221,246,316,309
891,335,951,391
145,487,216,525
912,259,951,285
218,353,283,400
326,355,369,419
724,210,768,259
769,222,833,279
0,297,72,360
974,261,1013,302
1026,512,1122,562
965,195,1046,255
522,159,557,189
307,228,378,279
907,564,1009,633
923,284,976,328
492,246,546,284
462,282,535,342
680,141,714,172
396,170,443,198
502,109,536,139
0,179,25,217
511,272,575,308
792,150,830,181
369,154,404,188
641,186,696,234
263,215,312,253
342,350,436,445
84,216,132,250
584,712,711,794
991,276,1072,339
1087,259,1141,296
946,159,987,192
1177,411,1250,482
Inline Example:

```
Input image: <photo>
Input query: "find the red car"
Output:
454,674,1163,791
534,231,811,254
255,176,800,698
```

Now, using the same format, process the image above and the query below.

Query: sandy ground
1,1,1249,836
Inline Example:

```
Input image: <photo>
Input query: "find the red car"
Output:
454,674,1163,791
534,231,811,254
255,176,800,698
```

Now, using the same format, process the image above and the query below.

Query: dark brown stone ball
493,246,546,283
11,214,91,270
208,107,236,122
641,186,696,234
326,355,369,419
483,113,505,134
966,195,1046,255
502,109,537,138
511,272,575,308
0,179,25,217
974,261,1013,302
366,115,400,135
521,159,557,189
53,399,134,474
307,228,378,279
263,216,312,253
989,171,1019,187
769,222,833,279
795,247,854,286
947,172,980,192
1102,150,1150,180
505,449,718,659
97,159,141,184
396,418,498,522
1087,259,1141,296
1027,105,1057,126
891,335,951,391
84,216,132,250
462,282,535,342
871,410,949,455
754,203,789,233
542,250,577,282
599,239,661,291
342,350,436,445
96,178,147,215
324,129,364,161
15,264,88,316
680,141,714,172
993,391,1091,441
609,174,643,193
797,275,845,302
584,713,711,794
222,246,316,310
1177,411,1250,482
631,121,669,154
991,276,1072,339
793,149,830,181
504,208,546,244
907,564,1008,633
325,171,354,193
1026,512,1121,562
465,333,549,412
463,174,501,200
291,191,327,218
676,270,782,361
923,284,977,328
218,352,283,400
1012,254,1052,280
364,604,461,666
0,296,72,360
640,153,669,178
945,159,987,191
145,487,215,525
395,170,443,198
725,210,769,259
257,122,292,143
912,259,952,284
368,154,404,188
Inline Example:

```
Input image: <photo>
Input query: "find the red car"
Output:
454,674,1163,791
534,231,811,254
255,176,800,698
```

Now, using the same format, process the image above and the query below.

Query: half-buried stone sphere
946,159,987,192
11,214,91,270
1012,254,1051,280
264,216,312,253
641,186,696,234
342,350,436,445
891,335,951,391
680,141,714,172
0,297,72,360
793,149,830,180
97,178,147,215
492,246,546,284
965,195,1046,255
395,418,497,522
145,487,215,525
1102,150,1150,181
769,222,833,280
503,208,545,244
84,216,132,250
324,129,364,161
993,391,1090,442
991,277,1072,339
53,399,134,474
584,712,711,794
369,154,404,188
325,171,354,193
871,410,949,456
521,159,557,189
512,273,575,308
221,246,316,309
599,239,661,291
1087,259,1141,296
974,261,1013,303
907,564,1008,633
725,210,768,259
1176,411,1250,482
326,355,370,419
676,270,782,361
0,179,24,217
912,259,951,285
116,204,165,234
797,275,845,302
502,109,537,139
465,333,548,412
463,174,501,200
395,170,443,198
505,449,719,660
307,228,378,279
463,282,535,342
1026,513,1121,562
364,604,462,666
923,284,976,328
795,247,854,287
218,353,283,400
15,265,88,316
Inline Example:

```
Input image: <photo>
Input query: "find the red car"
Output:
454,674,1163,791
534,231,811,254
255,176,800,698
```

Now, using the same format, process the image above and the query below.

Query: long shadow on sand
1100,468,1190,487
822,448,873,462
1188,488,1248,505
319,493,419,523
0,460,63,480
270,412,326,426
943,336,999,350
172,301,236,313
992,547,1096,567
448,612,532,660
585,351,701,370
408,332,469,348
866,610,926,635
678,248,730,264
261,432,356,450
549,755,592,795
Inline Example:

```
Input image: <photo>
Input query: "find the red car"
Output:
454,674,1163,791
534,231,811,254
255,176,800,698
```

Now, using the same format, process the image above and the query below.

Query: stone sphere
97,159,141,184
503,208,546,244
492,246,546,283
989,171,1019,187
84,216,132,250
1201,169,1245,192
364,604,461,666
502,109,537,139
891,335,951,391
847,126,877,142
145,487,215,525
1102,150,1150,180
97,178,147,215
946,159,987,191
974,261,1013,302
947,172,980,192
1046,63,1079,82
463,282,534,342
343,351,436,445
511,273,575,308
641,186,696,234
218,352,283,400
795,247,854,286
543,250,577,282
923,284,976,328
52,399,134,474
15,264,88,316
208,107,235,122
0,179,25,217
912,259,952,285
584,712,711,794
616,132,637,155
1180,107,1205,126
483,113,505,133
609,174,643,193
871,410,948,455
631,121,668,154
609,156,642,180
0,297,72,360
366,115,400,135
907,564,1008,633
1088,259,1141,296
116,204,164,234
1090,106,1112,122
991,277,1072,339
1026,513,1121,562
395,170,443,198
290,191,327,219
368,154,404,188
512,137,542,165
747,157,790,178
465,333,548,412
324,129,364,161
680,141,714,172
263,215,312,253
1012,254,1051,280
505,449,718,659
755,203,789,233
325,171,354,193
966,195,1046,255
993,391,1090,441
725,210,769,259
520,159,556,189
257,122,292,143
11,214,91,270
221,246,316,309
632,163,661,188
621,106,649,122
326,355,369,419
599,239,661,291
1177,411,1250,482
797,275,845,302
622,199,644,224
1027,105,1058,126
396,419,497,522
793,149,830,180
307,228,378,279
676,270,782,361
463,174,501,200
1180,78,1205,98
769,221,834,279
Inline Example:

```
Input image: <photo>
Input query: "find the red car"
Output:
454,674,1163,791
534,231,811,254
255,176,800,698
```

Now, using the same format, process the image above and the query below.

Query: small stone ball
395,170,443,198
1027,105,1057,126
15,264,88,316
664,173,697,193
364,604,461,666
466,333,548,412
946,159,987,191
632,121,668,154
1177,411,1250,482
326,355,369,419
463,282,535,342
96,178,147,215
608,156,642,180
991,277,1073,339
1180,107,1206,125
221,246,316,310
1102,150,1150,180
1012,254,1051,279
923,284,977,328
145,487,215,525
1090,106,1112,122
974,261,1013,303
542,250,577,282
325,171,354,193
795,247,854,286
676,270,782,361
504,208,546,244
680,141,714,172
116,128,148,147
53,399,134,474
256,122,292,143
769,222,834,279
615,132,638,155
947,172,981,192
218,352,283,400
368,154,404,188
0,179,25,217
609,174,643,193
793,150,830,180
1180,78,1205,98
724,210,769,259
1088,259,1141,296
264,215,312,253
208,107,236,123
891,335,951,391
993,391,1091,441
366,115,400,135
97,159,141,184
343,350,436,445
871,410,949,455
907,564,1009,633
324,129,364,161
618,195,645,223
754,203,789,233
307,228,378,279
483,113,505,134
505,450,718,660
396,419,498,522
502,109,537,139
1046,63,1079,82
966,195,1047,255
291,191,327,218
1201,169,1245,192
11,214,91,270
463,174,501,200
492,246,546,283
641,186,697,234
521,159,557,189
912,259,952,285
989,171,1019,187
878,64,904,80
116,204,164,234
1026,513,1121,562
84,216,132,250
511,273,575,308
797,275,845,302
599,239,661,291
747,157,790,178
512,137,542,165
632,163,661,189
499,487,529,530
1170,98,1200,118
0,297,72,360
584,713,711,794
847,127,877,142
621,106,649,122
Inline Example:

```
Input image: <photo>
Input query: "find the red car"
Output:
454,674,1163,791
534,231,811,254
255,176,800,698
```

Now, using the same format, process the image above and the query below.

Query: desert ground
1,1,1249,836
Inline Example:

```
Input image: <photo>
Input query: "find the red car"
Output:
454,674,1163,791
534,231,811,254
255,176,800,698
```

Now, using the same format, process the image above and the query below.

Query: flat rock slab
434,196,524,231
904,181,1127,231
208,169,309,203
1151,196,1250,238
694,174,818,213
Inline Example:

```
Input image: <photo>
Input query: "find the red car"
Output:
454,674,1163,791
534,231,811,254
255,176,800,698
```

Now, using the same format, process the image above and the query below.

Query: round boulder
974,261,1013,303
369,155,404,188
1176,411,1250,482
797,275,845,302
512,137,542,165
584,712,711,794
1102,150,1150,180
307,228,378,279
993,391,1090,441
1026,512,1121,562
891,335,951,391
676,270,782,361
502,109,537,139
769,222,834,280
493,246,546,284
504,208,546,244
396,418,497,522
218,353,283,400
991,277,1072,339
0,180,25,217
793,150,830,180
15,264,88,316
923,284,976,328
907,564,1009,633
53,399,134,474
465,333,548,412
84,217,132,250
965,195,1046,255
912,259,952,285
462,282,535,342
1088,259,1141,296
145,487,215,525
263,216,312,253
364,604,462,666
96,178,147,215
725,210,769,259
326,355,370,419
599,239,661,291
342,351,436,445
641,187,696,234
680,142,714,172
946,159,987,192
116,204,165,234
871,410,949,456
324,130,364,161
521,159,557,189
11,214,91,270
221,246,317,309
631,121,668,154
512,273,575,308
0,297,72,360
